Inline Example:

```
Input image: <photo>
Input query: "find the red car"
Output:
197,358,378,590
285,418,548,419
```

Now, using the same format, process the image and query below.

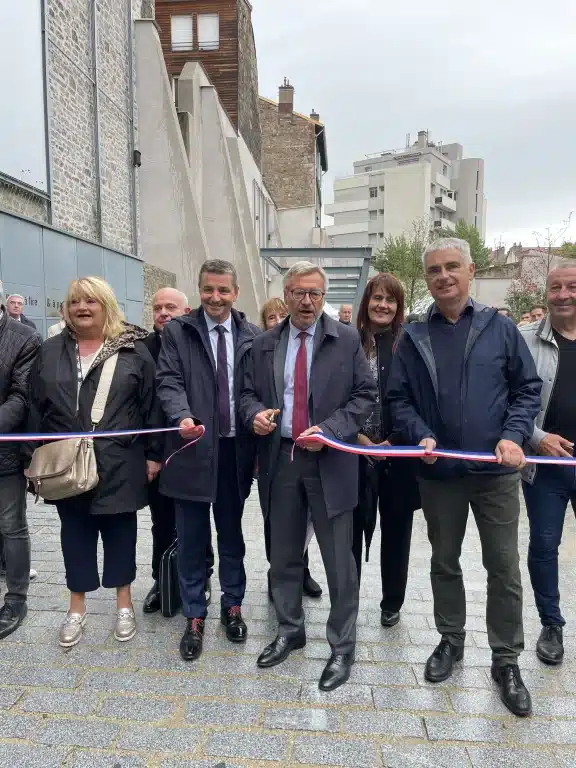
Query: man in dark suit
6,295,36,330
141,287,214,614
240,261,377,691
156,261,260,662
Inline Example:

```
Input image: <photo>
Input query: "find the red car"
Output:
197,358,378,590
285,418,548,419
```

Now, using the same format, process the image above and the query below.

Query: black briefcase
159,539,182,618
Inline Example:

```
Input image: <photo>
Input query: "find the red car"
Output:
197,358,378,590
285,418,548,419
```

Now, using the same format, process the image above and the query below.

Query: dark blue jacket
156,307,260,503
386,300,542,477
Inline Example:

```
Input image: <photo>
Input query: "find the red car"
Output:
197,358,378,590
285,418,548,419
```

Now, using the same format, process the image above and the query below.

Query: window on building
379,185,385,191
198,13,220,51
379,209,384,214
476,170,480,189
475,215,478,228
475,193,478,212
369,210,377,221
379,232,384,239
369,187,378,198
454,191,458,200
171,15,193,51
364,166,373,172
442,164,448,175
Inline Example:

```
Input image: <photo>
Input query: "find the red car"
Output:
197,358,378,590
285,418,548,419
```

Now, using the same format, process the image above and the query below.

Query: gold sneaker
114,607,136,642
59,612,86,648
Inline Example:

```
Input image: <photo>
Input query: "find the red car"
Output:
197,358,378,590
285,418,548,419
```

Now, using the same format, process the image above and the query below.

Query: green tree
559,241,576,258
505,280,546,322
439,219,491,270
372,218,432,312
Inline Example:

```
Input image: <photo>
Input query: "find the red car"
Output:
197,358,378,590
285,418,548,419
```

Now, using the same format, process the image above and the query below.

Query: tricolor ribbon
295,433,576,467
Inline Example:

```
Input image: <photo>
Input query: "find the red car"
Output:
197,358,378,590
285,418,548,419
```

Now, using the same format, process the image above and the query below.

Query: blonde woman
260,297,288,330
27,277,162,647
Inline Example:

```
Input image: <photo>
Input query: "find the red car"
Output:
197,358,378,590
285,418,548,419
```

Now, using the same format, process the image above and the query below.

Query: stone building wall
143,262,177,329
259,98,316,210
0,180,49,222
237,0,262,169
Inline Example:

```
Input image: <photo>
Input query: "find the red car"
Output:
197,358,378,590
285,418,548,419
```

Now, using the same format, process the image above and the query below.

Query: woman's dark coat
26,325,162,515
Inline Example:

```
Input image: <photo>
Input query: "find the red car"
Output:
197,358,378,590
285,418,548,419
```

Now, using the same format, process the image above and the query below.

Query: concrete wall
455,158,486,238
473,276,511,308
134,23,266,321
277,206,316,248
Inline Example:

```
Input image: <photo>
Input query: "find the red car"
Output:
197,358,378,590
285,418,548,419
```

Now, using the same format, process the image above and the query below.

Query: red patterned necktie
292,331,309,441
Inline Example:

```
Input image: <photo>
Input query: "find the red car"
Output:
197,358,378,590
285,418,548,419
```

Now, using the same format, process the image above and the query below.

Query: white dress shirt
204,311,236,437
281,320,318,439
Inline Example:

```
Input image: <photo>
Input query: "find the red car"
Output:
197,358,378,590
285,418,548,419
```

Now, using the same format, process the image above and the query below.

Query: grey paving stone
264,706,340,732
184,700,260,726
555,749,576,767
0,687,24,709
99,696,177,721
158,761,245,768
514,720,576,745
1,665,83,688
304,641,372,662
467,746,558,768
229,678,301,702
371,644,431,663
349,662,418,686
0,744,70,768
415,665,492,689
0,712,42,739
20,691,100,715
293,735,379,767
425,715,507,743
68,753,147,768
37,718,121,748
300,681,374,706
450,690,511,716
373,686,449,712
82,671,227,698
205,730,290,762
61,648,138,670
343,709,425,737
381,744,472,768
117,725,202,752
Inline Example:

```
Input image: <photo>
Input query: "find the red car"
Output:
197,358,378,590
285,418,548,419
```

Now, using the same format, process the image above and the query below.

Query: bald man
142,288,215,613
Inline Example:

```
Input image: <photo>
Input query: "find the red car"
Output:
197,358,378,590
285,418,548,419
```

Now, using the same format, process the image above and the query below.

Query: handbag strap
91,353,119,427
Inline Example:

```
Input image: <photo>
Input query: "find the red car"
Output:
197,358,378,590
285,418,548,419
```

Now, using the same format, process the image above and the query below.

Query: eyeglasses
289,289,325,302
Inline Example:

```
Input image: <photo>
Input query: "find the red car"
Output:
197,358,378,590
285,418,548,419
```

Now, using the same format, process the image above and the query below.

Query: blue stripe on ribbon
0,427,185,443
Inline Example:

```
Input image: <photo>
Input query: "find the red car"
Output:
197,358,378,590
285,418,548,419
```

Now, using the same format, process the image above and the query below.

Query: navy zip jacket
386,299,543,478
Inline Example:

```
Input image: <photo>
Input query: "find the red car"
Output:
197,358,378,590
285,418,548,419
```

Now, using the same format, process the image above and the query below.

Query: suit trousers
149,477,214,582
0,474,30,603
419,472,524,666
269,441,358,655
175,438,246,618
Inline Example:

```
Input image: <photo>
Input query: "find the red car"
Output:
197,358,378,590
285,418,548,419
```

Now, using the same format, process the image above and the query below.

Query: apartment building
325,130,486,248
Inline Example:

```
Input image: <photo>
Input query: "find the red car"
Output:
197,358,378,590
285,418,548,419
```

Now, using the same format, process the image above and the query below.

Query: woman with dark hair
353,273,420,628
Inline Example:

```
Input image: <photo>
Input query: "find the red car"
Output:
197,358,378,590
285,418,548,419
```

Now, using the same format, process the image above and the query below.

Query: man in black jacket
142,287,214,613
0,297,41,637
6,295,37,330
156,261,260,662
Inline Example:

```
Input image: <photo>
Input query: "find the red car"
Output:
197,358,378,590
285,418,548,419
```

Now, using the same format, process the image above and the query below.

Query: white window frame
171,15,193,52
198,13,220,51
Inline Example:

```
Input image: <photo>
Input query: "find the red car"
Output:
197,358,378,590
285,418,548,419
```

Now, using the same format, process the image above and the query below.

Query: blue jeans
523,465,576,627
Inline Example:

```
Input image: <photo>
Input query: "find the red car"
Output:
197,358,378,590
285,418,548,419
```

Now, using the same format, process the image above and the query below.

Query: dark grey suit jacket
239,313,377,519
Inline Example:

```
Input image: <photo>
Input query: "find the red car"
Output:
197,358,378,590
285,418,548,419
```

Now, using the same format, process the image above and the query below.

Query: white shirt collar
289,319,318,339
204,310,233,333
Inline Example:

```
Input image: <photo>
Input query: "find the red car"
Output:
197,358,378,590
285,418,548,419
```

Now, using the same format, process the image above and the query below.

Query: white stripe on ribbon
295,433,576,467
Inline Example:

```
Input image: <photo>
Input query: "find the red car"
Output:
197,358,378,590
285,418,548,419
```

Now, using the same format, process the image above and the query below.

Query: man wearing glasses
240,262,376,691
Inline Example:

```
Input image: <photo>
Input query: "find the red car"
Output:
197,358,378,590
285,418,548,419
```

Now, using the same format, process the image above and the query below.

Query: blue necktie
215,325,231,437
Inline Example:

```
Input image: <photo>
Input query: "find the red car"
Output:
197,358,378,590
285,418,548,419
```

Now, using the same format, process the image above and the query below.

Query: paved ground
1,488,575,767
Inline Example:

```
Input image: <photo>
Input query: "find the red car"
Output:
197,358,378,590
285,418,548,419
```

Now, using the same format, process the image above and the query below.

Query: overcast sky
253,0,576,248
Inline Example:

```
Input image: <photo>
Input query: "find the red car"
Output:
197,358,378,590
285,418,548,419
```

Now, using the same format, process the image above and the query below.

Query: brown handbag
25,354,118,501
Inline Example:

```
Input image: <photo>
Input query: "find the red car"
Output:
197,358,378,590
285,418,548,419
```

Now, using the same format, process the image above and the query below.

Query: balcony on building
435,194,457,213
433,218,456,232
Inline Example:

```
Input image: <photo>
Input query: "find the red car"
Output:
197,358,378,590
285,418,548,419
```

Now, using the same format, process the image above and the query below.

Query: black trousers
263,511,310,570
270,442,358,654
175,438,245,618
148,478,214,582
352,459,414,613
56,496,137,593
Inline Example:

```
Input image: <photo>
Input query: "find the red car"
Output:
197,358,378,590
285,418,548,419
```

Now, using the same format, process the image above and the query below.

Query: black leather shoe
0,601,27,640
257,635,306,668
204,578,212,608
221,606,247,643
143,581,161,614
424,639,464,682
180,618,205,661
267,570,273,603
380,610,400,627
536,625,564,665
491,664,532,717
319,652,355,692
303,569,322,598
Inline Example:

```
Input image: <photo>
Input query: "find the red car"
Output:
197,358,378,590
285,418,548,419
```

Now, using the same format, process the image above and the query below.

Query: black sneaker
0,601,27,639
536,625,564,665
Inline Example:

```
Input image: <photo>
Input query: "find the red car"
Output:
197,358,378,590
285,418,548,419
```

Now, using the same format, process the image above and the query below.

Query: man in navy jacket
387,238,542,717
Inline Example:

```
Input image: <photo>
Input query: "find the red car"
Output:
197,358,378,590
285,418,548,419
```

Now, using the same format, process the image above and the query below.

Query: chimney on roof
417,130,428,149
278,77,294,117
310,109,320,121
